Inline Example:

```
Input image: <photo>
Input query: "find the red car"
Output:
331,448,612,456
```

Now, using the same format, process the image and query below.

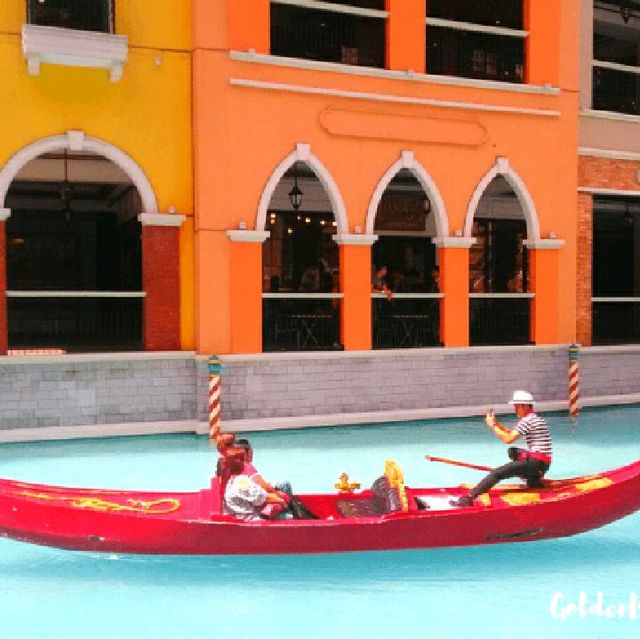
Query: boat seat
336,473,404,518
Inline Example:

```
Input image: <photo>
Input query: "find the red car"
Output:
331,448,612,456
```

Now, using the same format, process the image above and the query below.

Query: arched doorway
468,175,532,345
262,161,341,351
371,168,441,348
4,150,143,352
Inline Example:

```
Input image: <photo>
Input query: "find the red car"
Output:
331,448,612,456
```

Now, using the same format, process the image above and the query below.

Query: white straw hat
509,390,534,405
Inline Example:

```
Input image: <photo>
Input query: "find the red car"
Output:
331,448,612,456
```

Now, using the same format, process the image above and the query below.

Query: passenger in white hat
451,390,553,508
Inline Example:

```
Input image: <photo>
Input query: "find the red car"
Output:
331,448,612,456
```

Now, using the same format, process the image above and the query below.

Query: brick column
524,239,565,345
388,0,425,72
335,234,377,351
139,213,186,351
227,230,270,354
576,194,593,345
434,237,475,348
0,209,9,355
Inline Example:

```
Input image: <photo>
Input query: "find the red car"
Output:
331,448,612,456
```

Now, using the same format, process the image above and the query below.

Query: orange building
193,0,580,357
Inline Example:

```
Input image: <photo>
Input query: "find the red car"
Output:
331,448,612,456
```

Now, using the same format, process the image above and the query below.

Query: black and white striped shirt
515,412,553,457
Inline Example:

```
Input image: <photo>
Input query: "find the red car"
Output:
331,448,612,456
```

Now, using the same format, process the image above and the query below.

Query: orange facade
191,0,581,355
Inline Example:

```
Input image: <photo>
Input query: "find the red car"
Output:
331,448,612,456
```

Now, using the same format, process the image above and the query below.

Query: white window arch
256,143,348,234
0,130,158,214
464,157,539,240
365,150,448,237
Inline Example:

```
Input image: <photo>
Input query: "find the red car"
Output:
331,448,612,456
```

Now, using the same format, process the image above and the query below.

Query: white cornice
226,230,271,243
523,239,565,249
432,237,477,248
578,187,640,197
22,24,128,82
230,78,560,117
332,233,378,246
230,51,560,96
138,213,186,227
579,146,640,162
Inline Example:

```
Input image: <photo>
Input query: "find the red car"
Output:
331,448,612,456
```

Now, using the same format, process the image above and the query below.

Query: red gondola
0,459,639,555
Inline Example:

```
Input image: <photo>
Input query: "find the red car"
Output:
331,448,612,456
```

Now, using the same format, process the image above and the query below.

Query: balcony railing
263,294,342,351
270,1,387,68
373,294,442,349
469,294,532,345
592,298,640,344
7,291,144,352
592,62,640,116
27,0,114,33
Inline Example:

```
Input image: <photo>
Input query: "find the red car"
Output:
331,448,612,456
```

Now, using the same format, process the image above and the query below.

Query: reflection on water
0,405,638,639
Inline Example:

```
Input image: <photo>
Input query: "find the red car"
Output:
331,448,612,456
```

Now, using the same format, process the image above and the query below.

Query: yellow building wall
0,0,195,350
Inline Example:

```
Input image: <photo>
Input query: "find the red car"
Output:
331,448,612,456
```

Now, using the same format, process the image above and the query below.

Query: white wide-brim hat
509,390,534,405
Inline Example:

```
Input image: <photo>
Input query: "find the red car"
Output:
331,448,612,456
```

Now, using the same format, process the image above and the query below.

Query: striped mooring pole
568,343,580,428
208,355,222,442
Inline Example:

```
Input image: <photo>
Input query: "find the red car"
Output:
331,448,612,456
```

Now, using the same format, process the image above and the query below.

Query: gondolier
451,390,553,507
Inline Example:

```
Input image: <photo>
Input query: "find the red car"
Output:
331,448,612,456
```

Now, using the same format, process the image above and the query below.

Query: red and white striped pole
568,343,580,428
208,355,222,443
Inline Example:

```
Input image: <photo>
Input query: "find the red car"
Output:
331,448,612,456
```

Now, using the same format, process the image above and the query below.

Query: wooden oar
425,454,493,472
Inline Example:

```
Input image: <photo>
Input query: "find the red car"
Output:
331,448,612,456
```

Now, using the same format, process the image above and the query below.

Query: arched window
5,150,143,352
262,161,341,351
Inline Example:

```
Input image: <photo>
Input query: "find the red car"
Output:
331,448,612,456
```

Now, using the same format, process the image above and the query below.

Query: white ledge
138,213,186,227
432,237,477,248
0,208,11,222
332,233,378,246
226,230,271,243
523,239,565,249
22,23,128,82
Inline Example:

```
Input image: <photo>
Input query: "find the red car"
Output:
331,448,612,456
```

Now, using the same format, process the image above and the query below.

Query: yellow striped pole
568,343,580,429
208,355,222,443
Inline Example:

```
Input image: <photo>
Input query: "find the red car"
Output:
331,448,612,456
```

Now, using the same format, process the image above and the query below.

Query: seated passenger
221,452,288,520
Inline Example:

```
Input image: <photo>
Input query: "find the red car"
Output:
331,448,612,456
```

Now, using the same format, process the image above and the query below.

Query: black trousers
468,448,550,499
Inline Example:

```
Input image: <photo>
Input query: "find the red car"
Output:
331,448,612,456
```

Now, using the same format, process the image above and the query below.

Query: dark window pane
27,0,113,33
593,67,640,115
427,27,524,82
593,198,640,296
427,0,523,29
271,4,386,68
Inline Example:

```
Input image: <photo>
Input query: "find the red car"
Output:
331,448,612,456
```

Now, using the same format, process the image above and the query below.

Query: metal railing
27,0,114,33
7,291,144,351
372,294,442,349
263,294,343,351
592,62,640,116
270,1,386,68
469,294,532,345
592,298,640,344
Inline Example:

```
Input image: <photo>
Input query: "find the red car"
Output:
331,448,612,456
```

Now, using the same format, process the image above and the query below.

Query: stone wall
0,346,639,438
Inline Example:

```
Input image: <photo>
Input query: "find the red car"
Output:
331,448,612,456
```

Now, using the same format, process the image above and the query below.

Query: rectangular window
27,0,114,33
592,197,640,344
270,0,387,69
592,2,640,115
426,0,526,83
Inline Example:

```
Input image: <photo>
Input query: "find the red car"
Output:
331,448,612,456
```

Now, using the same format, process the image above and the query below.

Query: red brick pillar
576,194,593,346
139,213,186,351
0,209,8,355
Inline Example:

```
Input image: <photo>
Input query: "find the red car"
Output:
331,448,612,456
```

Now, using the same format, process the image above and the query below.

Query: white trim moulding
426,17,528,39
226,230,271,243
271,0,388,19
138,213,187,227
579,146,640,162
229,78,561,117
230,50,560,96
22,23,128,82
578,187,640,197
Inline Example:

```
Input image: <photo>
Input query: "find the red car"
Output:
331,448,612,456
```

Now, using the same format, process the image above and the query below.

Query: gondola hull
0,461,639,555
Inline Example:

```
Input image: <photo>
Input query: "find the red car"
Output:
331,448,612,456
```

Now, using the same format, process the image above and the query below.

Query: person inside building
450,390,553,507
372,264,393,299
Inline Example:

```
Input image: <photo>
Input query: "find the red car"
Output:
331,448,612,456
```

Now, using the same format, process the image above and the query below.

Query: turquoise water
0,406,638,639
